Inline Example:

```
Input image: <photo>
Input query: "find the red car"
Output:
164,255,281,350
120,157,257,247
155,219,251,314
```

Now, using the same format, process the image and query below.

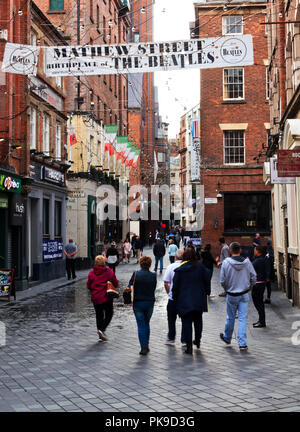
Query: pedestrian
264,238,274,304
153,237,166,273
175,231,181,247
148,232,153,247
219,242,257,351
201,244,218,292
252,245,270,328
64,239,78,280
128,256,157,355
164,249,185,346
186,240,194,249
172,248,211,354
87,255,118,342
106,242,119,274
131,233,137,258
252,233,261,247
155,229,160,242
123,238,132,263
216,237,230,297
135,236,143,263
168,239,178,264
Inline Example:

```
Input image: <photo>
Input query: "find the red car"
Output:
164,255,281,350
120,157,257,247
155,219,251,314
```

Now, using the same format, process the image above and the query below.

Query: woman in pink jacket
87,255,118,341
123,239,132,263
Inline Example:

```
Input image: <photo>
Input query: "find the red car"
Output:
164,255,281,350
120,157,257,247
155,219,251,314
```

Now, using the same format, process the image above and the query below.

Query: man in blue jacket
252,245,271,328
220,242,257,351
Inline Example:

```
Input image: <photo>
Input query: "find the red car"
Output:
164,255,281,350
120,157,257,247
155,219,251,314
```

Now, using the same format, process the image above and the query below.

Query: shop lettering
292,153,300,158
0,175,20,191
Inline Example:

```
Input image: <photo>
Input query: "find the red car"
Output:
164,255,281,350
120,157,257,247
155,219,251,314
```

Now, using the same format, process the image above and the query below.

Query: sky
153,0,200,138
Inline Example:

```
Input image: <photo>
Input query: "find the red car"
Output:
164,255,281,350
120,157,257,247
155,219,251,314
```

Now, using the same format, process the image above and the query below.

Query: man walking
135,236,143,263
153,237,166,274
131,233,137,258
164,250,185,346
64,239,78,280
252,246,270,328
219,242,257,351
217,237,230,297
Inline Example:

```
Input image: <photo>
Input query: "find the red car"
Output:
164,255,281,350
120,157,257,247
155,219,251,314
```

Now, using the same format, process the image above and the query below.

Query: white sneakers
165,339,175,346
98,330,108,341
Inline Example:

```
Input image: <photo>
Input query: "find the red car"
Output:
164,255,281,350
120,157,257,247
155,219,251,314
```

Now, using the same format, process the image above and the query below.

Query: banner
104,125,118,155
191,137,201,182
1,43,39,75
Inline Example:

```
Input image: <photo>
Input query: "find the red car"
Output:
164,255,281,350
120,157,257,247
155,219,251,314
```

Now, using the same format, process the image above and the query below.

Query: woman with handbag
106,242,119,273
87,255,119,341
128,256,157,355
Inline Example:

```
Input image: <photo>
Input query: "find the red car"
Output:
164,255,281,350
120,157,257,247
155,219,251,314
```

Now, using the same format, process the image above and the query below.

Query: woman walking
168,239,178,264
87,255,118,341
128,256,157,355
123,239,132,263
106,242,119,273
173,248,211,354
201,244,217,292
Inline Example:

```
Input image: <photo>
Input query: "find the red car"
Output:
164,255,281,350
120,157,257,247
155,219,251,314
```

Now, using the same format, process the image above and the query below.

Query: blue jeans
223,293,249,347
154,256,164,271
133,301,154,349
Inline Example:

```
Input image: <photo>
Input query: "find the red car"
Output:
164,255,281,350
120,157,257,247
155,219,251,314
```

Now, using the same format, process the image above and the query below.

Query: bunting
69,125,77,146
104,125,118,155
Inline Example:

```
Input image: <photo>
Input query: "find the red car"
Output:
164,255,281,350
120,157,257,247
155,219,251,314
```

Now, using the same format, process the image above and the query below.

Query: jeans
169,256,175,264
252,283,266,325
154,256,164,271
181,310,203,344
133,301,154,348
167,299,185,342
94,302,113,332
66,258,76,279
224,293,249,347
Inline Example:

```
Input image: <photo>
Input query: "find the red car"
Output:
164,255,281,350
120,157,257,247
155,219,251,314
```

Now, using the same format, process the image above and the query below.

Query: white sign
29,76,63,110
205,198,218,204
1,43,39,75
43,35,254,76
191,137,201,182
270,158,296,184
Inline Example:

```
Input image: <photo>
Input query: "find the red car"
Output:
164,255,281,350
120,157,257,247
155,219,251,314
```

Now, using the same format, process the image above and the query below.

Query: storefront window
43,198,50,237
49,0,64,11
55,201,62,237
224,192,271,234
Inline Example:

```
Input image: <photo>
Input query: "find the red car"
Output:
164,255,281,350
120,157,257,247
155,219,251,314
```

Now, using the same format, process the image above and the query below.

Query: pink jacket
124,242,132,254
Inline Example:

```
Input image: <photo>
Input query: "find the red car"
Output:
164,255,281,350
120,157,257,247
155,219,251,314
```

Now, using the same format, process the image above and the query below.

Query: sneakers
139,347,148,355
253,322,266,328
219,333,231,345
239,345,248,351
165,339,175,346
98,330,108,341
193,340,201,349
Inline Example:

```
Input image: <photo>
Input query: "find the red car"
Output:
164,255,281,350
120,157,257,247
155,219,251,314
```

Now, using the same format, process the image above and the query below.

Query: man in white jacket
219,242,257,351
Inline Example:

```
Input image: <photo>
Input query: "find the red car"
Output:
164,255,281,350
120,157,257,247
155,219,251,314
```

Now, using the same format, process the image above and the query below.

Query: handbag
107,255,118,264
123,271,137,305
106,268,119,299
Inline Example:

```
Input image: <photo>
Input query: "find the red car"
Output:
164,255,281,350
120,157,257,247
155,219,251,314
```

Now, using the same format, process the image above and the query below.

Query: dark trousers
252,283,266,325
108,263,117,274
266,281,271,299
154,256,163,271
181,310,203,344
66,258,76,279
169,256,175,264
167,299,185,342
94,302,113,332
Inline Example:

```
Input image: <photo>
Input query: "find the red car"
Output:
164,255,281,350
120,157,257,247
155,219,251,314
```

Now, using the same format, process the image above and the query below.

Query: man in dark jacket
153,238,166,274
252,245,270,328
172,248,210,354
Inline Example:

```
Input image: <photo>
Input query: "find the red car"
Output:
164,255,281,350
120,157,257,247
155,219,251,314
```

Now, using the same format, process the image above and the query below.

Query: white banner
191,137,201,182
44,35,253,76
1,43,40,75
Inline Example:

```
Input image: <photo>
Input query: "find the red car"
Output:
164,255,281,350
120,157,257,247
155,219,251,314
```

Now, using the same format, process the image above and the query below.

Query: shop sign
270,158,296,184
29,162,43,180
29,76,63,111
277,150,300,177
0,194,8,209
43,167,65,185
0,173,21,193
10,194,25,226
205,198,218,204
43,239,63,262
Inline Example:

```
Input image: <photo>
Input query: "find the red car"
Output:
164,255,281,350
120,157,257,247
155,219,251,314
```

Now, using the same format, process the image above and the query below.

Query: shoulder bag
123,271,137,305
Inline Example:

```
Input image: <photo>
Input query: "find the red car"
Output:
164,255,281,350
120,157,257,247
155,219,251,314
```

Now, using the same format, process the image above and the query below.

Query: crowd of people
85,229,275,356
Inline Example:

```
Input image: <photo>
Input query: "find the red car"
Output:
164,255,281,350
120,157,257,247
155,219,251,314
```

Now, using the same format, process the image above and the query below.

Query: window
158,152,165,162
43,114,50,154
54,201,62,237
49,0,64,11
222,16,243,35
56,75,62,88
30,106,37,150
223,68,244,100
43,198,50,237
55,122,61,159
224,130,245,165
224,192,271,234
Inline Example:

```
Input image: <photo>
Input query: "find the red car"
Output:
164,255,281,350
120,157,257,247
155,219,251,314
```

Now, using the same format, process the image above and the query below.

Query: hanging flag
69,126,77,146
104,125,118,155
154,151,158,183
131,148,141,168
192,119,201,138
125,142,136,167
121,140,133,164
115,136,128,160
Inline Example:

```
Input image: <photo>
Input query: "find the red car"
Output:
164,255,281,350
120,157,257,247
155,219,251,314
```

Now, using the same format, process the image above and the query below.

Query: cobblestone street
0,247,300,412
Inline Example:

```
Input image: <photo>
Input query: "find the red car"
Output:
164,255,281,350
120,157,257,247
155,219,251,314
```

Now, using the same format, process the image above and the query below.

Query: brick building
264,0,300,306
194,0,271,256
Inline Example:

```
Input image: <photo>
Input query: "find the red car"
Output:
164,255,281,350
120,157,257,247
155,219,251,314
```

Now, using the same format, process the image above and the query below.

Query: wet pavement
0,247,300,412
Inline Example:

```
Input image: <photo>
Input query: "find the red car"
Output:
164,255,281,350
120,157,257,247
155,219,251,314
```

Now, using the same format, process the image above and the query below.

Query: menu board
0,269,15,301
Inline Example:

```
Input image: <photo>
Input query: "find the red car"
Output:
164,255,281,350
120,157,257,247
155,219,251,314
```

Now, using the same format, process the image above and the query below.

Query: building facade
194,1,271,256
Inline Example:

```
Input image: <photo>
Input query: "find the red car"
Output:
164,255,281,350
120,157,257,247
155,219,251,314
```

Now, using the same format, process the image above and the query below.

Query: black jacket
106,247,119,258
135,239,143,250
128,269,157,302
153,241,166,257
173,261,211,317
252,255,271,282
201,251,217,271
